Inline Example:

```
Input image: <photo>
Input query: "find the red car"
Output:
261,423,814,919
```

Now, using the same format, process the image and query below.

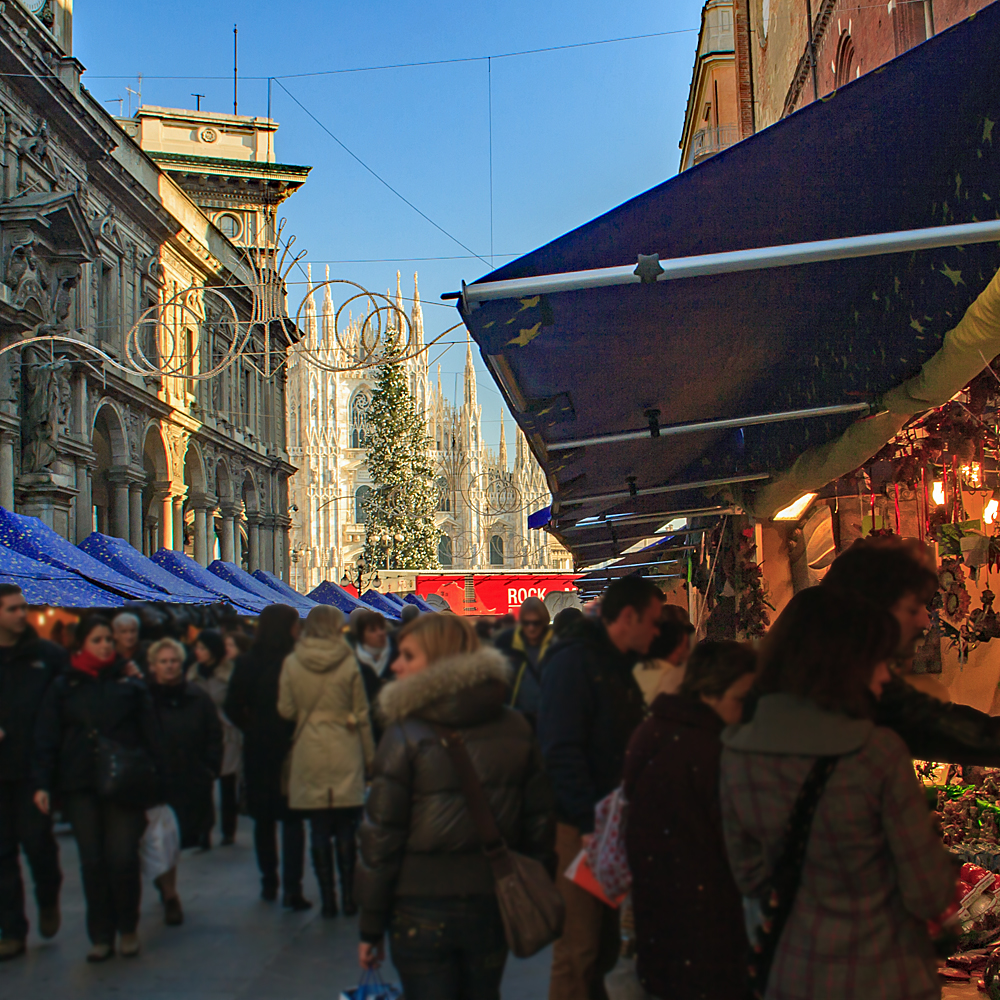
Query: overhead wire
272,77,492,267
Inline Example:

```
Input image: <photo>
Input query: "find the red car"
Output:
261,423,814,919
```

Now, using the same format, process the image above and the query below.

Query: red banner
416,574,579,616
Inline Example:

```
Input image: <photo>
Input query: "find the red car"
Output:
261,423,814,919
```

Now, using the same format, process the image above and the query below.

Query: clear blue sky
76,0,706,456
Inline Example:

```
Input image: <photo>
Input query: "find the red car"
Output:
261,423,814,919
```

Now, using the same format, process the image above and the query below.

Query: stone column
129,483,144,550
107,468,131,541
172,497,184,552
155,481,174,550
189,495,216,567
220,503,240,564
0,432,15,511
247,514,261,572
74,460,93,542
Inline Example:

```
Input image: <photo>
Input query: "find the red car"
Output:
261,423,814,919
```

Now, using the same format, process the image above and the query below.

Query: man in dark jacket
495,595,554,728
538,576,663,1000
823,539,1000,763
0,584,67,960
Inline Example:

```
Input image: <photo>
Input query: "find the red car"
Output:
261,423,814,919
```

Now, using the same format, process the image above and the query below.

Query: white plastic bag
140,805,181,881
586,786,632,904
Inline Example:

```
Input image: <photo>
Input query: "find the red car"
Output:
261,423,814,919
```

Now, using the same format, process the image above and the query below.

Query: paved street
1,820,642,1000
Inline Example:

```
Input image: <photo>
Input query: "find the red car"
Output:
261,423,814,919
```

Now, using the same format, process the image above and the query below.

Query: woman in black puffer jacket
32,615,161,963
356,614,555,1000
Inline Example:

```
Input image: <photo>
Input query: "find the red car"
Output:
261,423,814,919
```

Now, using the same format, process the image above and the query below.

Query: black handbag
81,698,158,808
748,755,839,999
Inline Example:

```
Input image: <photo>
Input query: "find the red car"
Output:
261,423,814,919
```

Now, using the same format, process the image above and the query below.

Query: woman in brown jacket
278,605,375,917
356,614,555,1000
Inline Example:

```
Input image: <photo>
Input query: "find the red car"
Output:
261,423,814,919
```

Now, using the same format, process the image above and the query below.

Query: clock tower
21,0,73,55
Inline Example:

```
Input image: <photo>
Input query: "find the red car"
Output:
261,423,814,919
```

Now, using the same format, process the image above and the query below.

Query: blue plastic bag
339,970,403,1000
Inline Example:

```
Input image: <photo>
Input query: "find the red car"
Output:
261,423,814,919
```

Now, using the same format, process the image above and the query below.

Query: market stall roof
382,593,407,609
360,590,403,621
404,593,437,614
208,561,314,617
575,533,698,597
151,549,265,615
0,544,125,608
0,508,167,602
78,533,219,605
308,580,383,617
452,4,1000,567
252,570,320,609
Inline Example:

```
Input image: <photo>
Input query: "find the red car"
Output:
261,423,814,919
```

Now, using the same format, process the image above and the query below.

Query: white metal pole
450,218,1000,304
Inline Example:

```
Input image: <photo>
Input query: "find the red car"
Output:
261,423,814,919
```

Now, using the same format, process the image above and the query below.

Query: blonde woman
278,605,375,917
356,614,556,1000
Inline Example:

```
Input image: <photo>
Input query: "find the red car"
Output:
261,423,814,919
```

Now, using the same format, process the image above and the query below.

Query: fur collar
378,646,511,725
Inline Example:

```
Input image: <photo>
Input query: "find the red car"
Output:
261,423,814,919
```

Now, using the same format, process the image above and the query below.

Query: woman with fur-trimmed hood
278,606,375,918
356,614,556,999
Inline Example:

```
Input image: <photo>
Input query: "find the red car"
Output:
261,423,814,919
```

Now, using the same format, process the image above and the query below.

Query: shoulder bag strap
430,724,505,854
750,754,839,999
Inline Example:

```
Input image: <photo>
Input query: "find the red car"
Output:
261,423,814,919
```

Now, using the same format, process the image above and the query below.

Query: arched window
436,476,451,512
437,534,453,567
489,535,504,566
834,32,856,88
217,213,241,239
355,485,371,523
350,388,372,449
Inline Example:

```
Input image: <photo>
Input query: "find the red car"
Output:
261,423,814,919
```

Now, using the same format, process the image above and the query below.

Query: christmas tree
363,345,440,570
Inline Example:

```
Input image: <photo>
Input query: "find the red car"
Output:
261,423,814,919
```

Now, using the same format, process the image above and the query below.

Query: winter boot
336,835,358,917
311,846,338,918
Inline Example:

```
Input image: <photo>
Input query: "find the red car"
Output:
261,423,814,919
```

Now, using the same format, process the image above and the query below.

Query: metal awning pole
562,473,768,506
549,404,868,451
445,218,1000,304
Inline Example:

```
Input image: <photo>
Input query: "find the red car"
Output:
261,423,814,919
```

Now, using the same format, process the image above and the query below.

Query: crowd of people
4,540,1000,998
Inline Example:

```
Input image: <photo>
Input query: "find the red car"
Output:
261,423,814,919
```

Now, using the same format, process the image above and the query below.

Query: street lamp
342,552,381,593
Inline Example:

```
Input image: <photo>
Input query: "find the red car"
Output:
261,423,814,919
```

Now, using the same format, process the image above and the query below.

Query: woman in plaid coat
720,588,957,1000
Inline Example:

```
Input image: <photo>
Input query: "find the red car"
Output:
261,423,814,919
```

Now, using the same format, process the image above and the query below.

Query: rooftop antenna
233,24,238,115
192,93,205,111
125,73,142,116
104,97,123,116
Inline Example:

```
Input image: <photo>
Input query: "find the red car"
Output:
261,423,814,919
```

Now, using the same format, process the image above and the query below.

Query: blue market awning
0,508,166,602
152,549,265,615
404,593,437,614
209,561,313,617
308,580,383,617
382,593,407,609
361,590,403,621
454,6,1000,566
0,544,124,608
79,533,219,605
252,570,320,610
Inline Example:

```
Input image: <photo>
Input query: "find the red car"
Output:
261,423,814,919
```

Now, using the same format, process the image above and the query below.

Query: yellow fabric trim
748,264,1000,519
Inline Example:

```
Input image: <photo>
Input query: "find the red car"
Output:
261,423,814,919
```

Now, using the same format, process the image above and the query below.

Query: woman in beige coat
278,606,376,917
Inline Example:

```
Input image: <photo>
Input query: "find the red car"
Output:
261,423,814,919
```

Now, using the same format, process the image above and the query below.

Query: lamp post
342,552,381,594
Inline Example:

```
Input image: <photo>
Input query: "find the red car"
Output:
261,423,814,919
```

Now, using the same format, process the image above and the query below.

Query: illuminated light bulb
932,481,946,506
985,499,999,525
773,493,817,521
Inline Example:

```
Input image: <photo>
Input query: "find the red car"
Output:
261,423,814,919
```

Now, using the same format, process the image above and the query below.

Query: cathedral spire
411,272,424,350
321,263,334,351
498,412,507,469
464,331,478,412
302,263,317,350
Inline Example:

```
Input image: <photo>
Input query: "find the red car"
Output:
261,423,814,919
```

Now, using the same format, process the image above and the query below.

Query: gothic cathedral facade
286,271,571,592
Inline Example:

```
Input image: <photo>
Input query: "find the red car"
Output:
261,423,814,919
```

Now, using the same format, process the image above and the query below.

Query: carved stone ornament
0,191,98,332
21,346,71,472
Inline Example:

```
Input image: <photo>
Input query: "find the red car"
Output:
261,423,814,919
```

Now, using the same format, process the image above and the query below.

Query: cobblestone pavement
1,820,642,999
